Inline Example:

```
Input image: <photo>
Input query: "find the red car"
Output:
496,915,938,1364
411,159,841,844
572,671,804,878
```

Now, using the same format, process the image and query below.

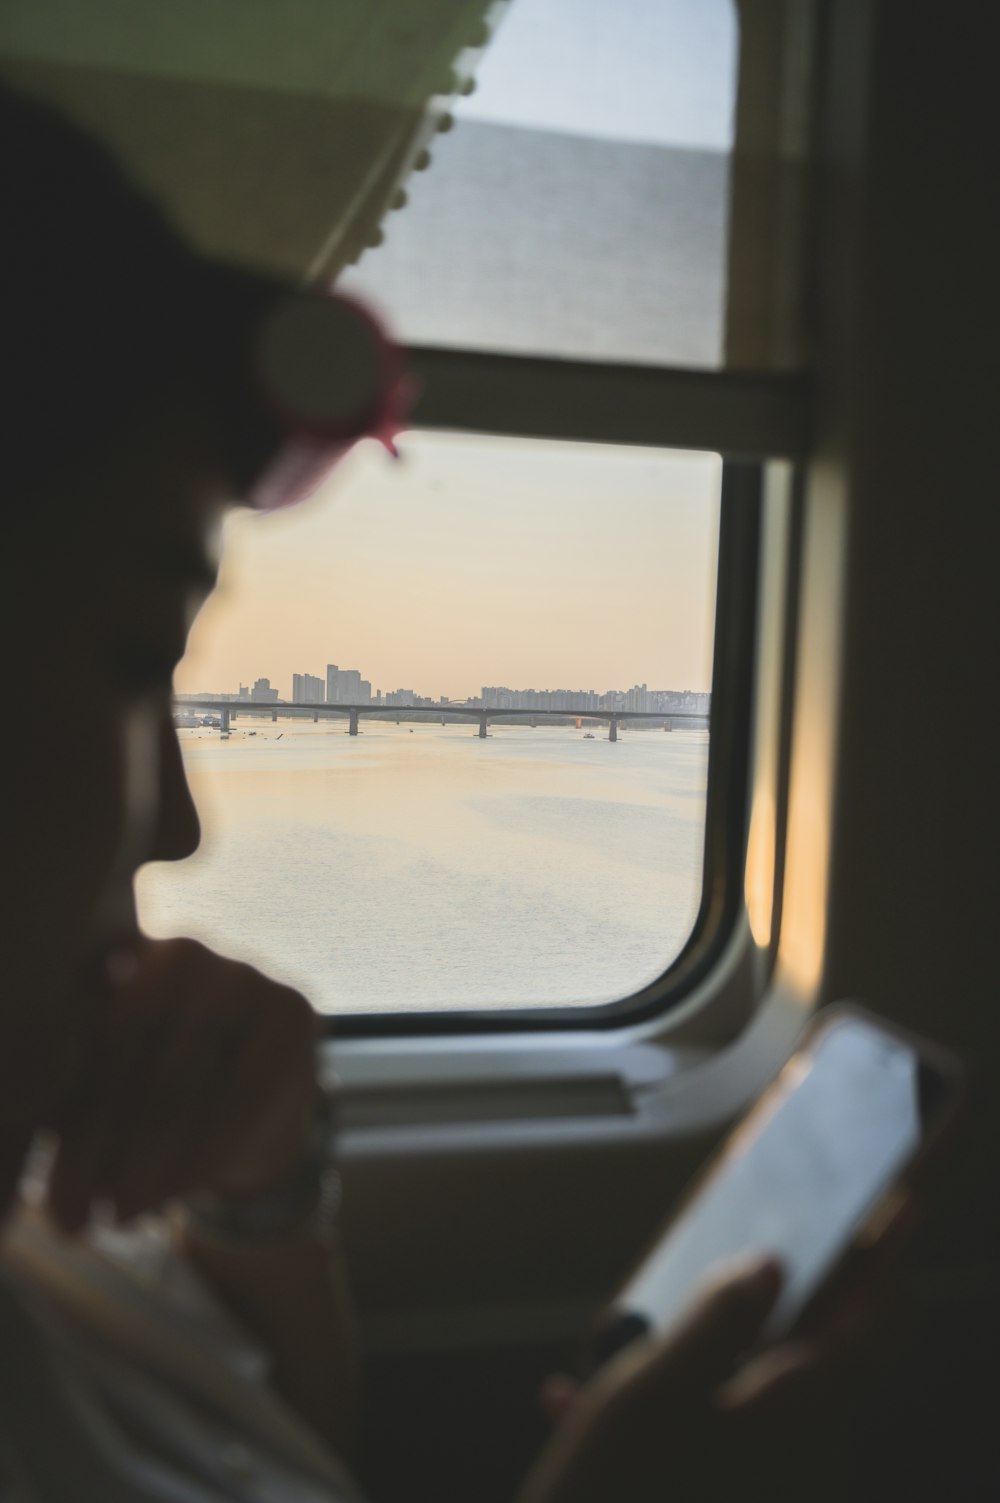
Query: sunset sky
176,432,721,702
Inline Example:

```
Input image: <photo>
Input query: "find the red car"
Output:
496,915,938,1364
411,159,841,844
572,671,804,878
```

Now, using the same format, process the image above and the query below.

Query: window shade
344,0,738,369
0,0,508,280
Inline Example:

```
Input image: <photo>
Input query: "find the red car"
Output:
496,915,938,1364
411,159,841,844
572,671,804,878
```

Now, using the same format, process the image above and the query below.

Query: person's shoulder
3,1203,270,1384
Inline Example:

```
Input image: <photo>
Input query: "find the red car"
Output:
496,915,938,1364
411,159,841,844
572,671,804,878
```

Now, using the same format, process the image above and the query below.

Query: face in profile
0,90,273,1185
0,399,230,1131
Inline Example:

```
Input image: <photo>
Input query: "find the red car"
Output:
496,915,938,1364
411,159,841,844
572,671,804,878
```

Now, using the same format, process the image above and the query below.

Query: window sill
328,922,813,1158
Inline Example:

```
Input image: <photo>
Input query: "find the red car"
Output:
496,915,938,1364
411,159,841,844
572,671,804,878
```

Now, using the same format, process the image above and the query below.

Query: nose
148,714,201,864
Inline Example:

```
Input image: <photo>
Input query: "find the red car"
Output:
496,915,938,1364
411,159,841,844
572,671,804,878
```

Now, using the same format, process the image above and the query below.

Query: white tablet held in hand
600,1005,963,1359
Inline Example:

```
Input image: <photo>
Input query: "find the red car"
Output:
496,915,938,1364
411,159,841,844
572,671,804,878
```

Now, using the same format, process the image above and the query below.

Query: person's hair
1,86,268,516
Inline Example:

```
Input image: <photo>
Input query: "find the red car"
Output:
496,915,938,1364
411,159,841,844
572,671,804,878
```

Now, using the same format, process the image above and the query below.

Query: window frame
327,353,807,1039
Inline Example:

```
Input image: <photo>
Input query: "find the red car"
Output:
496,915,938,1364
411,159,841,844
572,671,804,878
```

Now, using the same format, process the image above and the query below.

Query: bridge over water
176,699,709,742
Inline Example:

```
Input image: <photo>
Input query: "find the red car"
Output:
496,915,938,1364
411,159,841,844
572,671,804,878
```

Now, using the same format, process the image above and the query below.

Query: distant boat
583,732,595,739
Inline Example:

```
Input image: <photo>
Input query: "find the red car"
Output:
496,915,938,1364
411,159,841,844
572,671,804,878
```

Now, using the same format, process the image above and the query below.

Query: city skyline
175,432,721,701
180,665,711,715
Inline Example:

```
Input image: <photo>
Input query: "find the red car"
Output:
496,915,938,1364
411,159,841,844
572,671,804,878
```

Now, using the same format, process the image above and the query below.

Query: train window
137,433,722,1018
340,0,739,369
6,0,801,1030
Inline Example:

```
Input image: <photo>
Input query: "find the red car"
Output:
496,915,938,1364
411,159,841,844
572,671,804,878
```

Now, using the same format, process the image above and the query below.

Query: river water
136,720,709,1015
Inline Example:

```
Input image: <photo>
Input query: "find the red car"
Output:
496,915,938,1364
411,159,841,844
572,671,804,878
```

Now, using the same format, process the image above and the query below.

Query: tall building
250,677,279,703
327,664,368,703
292,672,324,704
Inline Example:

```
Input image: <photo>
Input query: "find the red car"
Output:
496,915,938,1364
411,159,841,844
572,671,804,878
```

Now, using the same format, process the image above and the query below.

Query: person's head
0,88,397,1192
0,92,250,1163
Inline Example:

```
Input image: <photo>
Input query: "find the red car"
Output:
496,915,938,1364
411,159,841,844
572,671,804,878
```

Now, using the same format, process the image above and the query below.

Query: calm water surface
137,721,709,1013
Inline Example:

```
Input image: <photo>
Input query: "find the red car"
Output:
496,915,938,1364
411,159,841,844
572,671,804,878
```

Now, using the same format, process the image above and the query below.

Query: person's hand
523,1234,911,1503
522,1256,784,1503
45,937,320,1234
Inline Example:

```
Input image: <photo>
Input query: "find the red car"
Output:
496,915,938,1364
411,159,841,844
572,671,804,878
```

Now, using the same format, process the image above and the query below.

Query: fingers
48,975,175,1231
786,1192,921,1365
522,1260,785,1503
572,1253,783,1442
108,1006,246,1217
190,985,318,1198
539,1255,783,1439
655,1253,785,1390
713,1201,924,1421
46,937,321,1233
714,1341,821,1414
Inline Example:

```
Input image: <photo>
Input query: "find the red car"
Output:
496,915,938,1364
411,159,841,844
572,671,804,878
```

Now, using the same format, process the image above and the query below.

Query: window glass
137,433,720,1013
340,0,739,367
